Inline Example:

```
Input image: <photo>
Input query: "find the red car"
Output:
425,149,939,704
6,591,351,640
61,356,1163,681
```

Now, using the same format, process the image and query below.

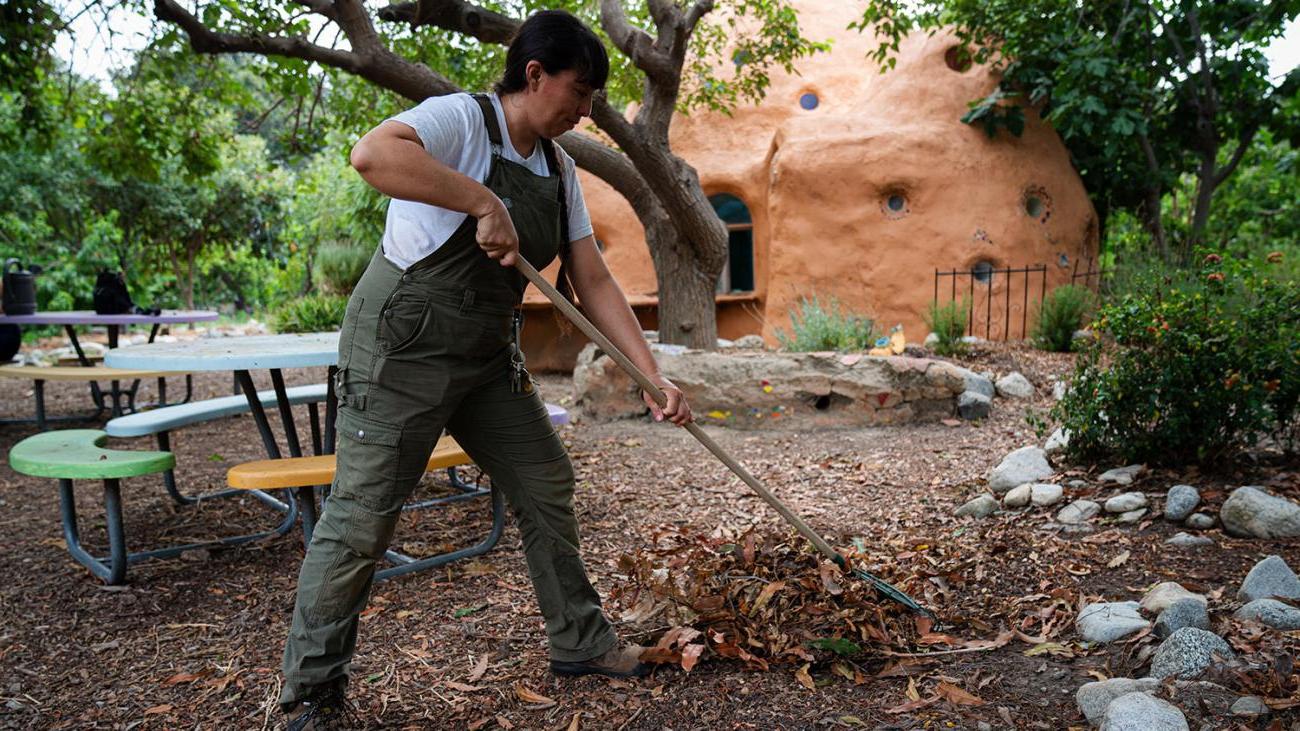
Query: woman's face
525,61,596,138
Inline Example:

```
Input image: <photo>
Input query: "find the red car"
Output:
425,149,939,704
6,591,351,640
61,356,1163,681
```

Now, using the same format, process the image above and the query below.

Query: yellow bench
0,364,192,429
227,434,504,580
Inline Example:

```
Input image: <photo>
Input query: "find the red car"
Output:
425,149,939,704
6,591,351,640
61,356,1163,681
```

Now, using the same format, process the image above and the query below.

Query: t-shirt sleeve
386,94,475,167
560,151,594,243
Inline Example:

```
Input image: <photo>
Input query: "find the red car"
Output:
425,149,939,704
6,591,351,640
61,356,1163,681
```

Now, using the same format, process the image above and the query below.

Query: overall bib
281,95,617,707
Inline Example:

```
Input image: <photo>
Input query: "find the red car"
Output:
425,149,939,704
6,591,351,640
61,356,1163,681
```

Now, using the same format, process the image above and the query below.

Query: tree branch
600,0,676,82
377,0,518,44
1213,123,1259,189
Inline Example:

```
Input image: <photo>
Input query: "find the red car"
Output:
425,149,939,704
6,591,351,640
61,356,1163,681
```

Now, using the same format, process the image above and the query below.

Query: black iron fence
1070,256,1107,290
933,264,1048,341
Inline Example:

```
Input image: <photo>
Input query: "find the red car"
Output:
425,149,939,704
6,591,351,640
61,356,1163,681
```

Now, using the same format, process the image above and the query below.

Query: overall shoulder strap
538,136,576,306
471,93,503,151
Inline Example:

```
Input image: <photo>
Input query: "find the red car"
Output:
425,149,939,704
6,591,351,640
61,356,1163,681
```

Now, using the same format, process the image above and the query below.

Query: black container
0,324,19,363
2,259,38,316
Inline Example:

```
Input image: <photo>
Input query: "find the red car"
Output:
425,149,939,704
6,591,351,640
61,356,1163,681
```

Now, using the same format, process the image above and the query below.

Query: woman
281,9,692,728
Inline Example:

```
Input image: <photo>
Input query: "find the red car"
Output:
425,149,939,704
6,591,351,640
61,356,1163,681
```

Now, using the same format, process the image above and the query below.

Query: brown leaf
445,681,485,692
794,663,815,691
514,683,556,708
143,705,172,715
495,715,515,730
1106,550,1131,568
934,681,985,706
885,695,939,714
680,643,705,672
750,581,785,614
162,671,205,686
467,653,491,683
818,563,843,596
468,718,491,731
566,714,581,731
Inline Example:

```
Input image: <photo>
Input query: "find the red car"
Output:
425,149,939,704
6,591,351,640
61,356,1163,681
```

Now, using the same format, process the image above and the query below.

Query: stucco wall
521,3,1098,370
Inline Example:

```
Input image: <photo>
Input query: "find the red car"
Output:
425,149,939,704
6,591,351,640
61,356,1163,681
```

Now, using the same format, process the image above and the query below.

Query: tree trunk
642,214,717,348
1186,150,1218,262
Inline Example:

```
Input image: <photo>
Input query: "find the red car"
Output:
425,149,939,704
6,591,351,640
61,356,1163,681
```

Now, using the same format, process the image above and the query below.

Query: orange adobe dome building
521,2,1099,371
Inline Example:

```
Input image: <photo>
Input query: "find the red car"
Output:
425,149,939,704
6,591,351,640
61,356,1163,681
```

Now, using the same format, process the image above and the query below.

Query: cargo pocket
333,408,407,513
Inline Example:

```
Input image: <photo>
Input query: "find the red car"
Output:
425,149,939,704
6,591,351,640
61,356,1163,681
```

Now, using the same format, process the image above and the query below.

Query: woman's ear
525,60,543,91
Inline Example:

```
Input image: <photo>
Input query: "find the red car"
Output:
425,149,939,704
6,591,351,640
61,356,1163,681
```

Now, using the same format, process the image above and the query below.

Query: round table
0,309,219,416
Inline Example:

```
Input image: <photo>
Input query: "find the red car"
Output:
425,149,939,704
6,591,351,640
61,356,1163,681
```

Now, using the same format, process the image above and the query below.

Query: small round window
881,189,909,219
1025,196,1044,217
887,195,905,211
944,45,973,72
799,92,819,110
1022,185,1052,222
1058,253,1069,268
971,260,995,284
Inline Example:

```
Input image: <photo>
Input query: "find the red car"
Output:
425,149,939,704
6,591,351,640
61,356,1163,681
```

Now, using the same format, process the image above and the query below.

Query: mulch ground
0,337,1296,730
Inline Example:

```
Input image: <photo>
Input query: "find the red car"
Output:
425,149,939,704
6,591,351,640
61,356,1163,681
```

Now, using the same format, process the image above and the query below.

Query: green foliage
925,298,969,357
1053,252,1300,465
777,295,876,352
272,293,348,334
1032,285,1096,352
315,242,371,294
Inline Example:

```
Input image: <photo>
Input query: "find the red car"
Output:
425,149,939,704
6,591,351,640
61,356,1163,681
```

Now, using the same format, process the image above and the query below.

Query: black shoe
551,643,653,678
285,683,361,730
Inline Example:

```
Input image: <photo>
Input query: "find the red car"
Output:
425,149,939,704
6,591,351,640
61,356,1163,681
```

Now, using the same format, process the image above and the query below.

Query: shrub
925,297,968,357
1032,284,1097,352
314,242,371,295
777,295,876,352
1053,251,1299,465
273,293,348,334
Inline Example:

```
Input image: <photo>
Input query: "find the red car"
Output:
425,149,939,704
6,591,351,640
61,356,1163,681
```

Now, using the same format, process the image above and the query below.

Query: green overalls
280,95,617,708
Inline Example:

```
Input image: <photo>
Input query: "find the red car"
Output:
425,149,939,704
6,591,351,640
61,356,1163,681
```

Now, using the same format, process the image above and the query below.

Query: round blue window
799,93,819,110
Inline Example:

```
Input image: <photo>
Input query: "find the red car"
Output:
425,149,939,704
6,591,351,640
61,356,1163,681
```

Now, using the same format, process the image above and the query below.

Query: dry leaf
935,681,985,706
514,684,556,708
468,718,491,731
681,643,704,672
750,581,786,614
143,705,172,715
445,681,484,692
468,653,490,683
566,713,581,731
905,676,921,702
794,663,815,691
162,672,205,686
1106,550,1131,568
495,715,515,730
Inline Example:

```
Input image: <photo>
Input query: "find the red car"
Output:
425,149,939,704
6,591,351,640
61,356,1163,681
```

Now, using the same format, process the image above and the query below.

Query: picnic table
0,309,219,417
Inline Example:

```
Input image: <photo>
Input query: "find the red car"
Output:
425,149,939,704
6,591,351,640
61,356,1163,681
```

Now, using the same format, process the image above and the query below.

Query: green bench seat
8,429,296,584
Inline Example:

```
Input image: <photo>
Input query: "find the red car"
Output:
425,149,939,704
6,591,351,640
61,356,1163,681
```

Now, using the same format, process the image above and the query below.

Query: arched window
709,193,755,294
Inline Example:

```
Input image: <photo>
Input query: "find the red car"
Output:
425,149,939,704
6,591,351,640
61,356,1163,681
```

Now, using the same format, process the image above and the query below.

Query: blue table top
0,309,219,326
106,332,339,371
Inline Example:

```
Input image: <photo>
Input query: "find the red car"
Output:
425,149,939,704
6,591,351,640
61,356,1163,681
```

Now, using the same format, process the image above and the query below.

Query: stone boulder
995,371,1035,399
1233,598,1300,630
1220,486,1300,538
1149,627,1235,680
1104,492,1147,513
987,446,1054,493
1044,427,1070,459
572,345,969,425
1076,601,1149,643
1098,692,1188,731
957,391,991,420
955,494,999,519
1237,555,1300,603
1154,598,1211,639
1099,465,1144,485
1076,678,1160,726
1140,582,1206,615
1058,499,1101,525
1163,485,1200,522
956,367,995,399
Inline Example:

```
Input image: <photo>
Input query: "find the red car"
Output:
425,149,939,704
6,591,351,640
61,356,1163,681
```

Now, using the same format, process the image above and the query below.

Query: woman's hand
643,375,693,426
473,194,520,267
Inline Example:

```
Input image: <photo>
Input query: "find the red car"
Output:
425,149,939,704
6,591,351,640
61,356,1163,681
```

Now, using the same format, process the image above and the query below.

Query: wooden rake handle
513,257,842,563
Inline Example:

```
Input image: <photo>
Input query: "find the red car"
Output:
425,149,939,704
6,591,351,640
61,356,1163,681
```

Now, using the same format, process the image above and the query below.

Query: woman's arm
565,236,693,425
350,120,520,266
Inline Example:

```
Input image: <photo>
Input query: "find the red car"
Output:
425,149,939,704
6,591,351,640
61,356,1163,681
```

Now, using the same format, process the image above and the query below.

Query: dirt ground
0,338,1296,730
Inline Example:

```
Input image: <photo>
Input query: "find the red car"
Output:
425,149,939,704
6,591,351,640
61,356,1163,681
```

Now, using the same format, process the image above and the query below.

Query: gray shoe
551,643,652,678
285,684,361,730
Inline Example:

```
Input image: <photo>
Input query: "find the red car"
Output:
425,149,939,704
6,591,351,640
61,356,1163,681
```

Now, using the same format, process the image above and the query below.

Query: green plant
777,295,876,352
925,298,969,357
1053,251,1299,465
273,293,348,334
314,242,371,295
1032,284,1096,352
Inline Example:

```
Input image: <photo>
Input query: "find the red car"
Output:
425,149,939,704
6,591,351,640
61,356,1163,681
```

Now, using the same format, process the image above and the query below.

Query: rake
515,258,935,621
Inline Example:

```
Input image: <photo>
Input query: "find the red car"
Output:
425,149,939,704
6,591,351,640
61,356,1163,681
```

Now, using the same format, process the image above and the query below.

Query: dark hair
494,10,609,94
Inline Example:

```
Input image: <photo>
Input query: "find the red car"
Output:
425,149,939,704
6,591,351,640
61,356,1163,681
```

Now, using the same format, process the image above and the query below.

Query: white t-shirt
381,92,593,270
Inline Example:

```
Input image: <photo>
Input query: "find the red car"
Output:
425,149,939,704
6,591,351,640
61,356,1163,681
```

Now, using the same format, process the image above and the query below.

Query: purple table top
0,310,219,326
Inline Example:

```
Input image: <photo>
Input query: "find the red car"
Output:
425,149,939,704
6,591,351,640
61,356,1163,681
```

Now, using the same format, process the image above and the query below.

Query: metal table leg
236,369,317,547
63,324,104,410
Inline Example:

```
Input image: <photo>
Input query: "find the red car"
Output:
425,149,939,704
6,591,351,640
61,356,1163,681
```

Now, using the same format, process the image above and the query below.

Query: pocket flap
337,408,401,447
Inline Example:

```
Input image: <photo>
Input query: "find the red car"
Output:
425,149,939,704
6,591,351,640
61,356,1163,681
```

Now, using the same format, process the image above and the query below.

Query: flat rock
995,371,1035,399
731,334,766,349
1098,692,1188,731
1003,483,1032,508
1149,627,1235,680
1164,485,1200,522
1230,696,1269,717
1116,508,1148,524
1077,601,1149,643
1058,499,1101,525
1044,427,1070,459
1155,598,1211,639
1233,598,1300,630
1030,483,1064,506
957,391,991,420
1099,464,1144,485
1076,678,1159,725
1184,513,1215,530
1141,582,1207,615
1220,486,1300,538
1238,555,1300,602
1165,532,1214,548
1105,492,1148,513
987,446,1054,493
955,494,999,519
957,368,995,399
1052,381,1069,400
